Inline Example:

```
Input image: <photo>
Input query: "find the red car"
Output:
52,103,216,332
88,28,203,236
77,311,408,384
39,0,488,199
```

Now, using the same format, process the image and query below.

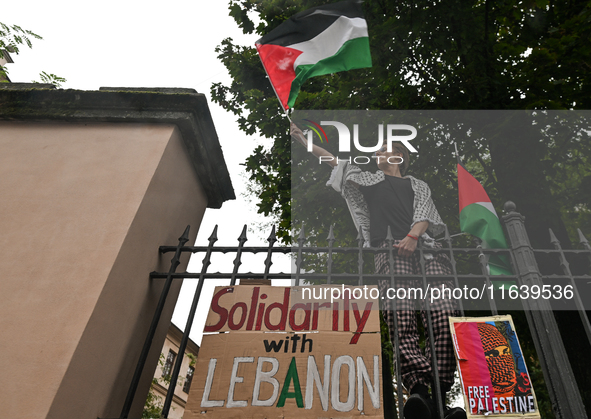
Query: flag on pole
255,0,372,111
457,161,512,275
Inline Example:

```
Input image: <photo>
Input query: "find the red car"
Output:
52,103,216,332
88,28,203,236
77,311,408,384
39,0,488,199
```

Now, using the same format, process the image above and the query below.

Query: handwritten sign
450,315,540,419
184,285,384,418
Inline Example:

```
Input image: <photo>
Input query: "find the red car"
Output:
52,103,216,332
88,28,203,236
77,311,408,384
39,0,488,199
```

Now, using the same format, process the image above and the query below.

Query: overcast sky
3,0,292,345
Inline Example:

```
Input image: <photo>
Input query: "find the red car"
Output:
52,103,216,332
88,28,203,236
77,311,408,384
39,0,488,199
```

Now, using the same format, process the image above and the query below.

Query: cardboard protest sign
203,285,380,335
184,285,383,418
450,316,540,419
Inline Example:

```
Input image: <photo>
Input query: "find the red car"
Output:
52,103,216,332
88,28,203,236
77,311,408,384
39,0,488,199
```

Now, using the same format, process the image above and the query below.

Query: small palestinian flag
458,162,512,275
255,0,372,110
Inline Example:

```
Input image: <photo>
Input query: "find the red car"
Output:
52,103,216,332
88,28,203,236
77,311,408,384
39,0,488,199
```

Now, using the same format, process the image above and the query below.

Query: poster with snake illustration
449,316,540,418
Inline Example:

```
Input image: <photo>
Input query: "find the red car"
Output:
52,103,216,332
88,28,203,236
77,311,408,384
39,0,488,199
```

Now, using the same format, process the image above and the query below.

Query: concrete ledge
0,82,56,90
0,86,235,208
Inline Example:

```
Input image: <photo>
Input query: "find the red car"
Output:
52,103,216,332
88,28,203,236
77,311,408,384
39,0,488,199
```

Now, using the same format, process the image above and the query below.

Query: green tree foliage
142,352,196,419
0,23,40,81
0,22,66,86
212,0,591,247
142,378,165,419
142,353,169,419
35,71,67,88
212,1,591,416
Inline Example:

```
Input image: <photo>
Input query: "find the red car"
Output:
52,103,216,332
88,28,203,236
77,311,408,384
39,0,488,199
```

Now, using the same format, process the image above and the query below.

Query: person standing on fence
291,123,465,419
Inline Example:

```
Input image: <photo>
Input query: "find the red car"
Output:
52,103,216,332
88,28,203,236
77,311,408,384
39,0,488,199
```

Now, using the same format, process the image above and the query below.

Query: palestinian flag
458,162,512,275
255,0,372,110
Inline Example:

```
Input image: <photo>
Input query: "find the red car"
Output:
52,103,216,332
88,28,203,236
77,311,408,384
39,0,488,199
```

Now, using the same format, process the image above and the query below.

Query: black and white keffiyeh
326,161,446,247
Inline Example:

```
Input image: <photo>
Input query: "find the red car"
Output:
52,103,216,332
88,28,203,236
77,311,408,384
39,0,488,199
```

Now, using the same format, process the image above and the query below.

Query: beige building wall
0,120,209,418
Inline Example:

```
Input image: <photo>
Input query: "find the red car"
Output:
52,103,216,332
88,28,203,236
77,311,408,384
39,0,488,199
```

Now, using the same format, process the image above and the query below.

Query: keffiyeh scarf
326,161,446,247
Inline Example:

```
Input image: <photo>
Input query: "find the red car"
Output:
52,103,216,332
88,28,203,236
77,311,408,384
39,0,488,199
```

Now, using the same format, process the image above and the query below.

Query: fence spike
238,224,248,243
267,225,277,243
298,223,306,242
230,226,248,286
179,225,191,243
386,225,394,243
208,225,219,243
264,226,277,278
549,228,560,246
327,224,335,242
578,228,590,248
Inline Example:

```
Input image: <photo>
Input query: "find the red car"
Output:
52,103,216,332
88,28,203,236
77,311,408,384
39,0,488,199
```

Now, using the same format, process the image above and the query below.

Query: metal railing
113,201,591,419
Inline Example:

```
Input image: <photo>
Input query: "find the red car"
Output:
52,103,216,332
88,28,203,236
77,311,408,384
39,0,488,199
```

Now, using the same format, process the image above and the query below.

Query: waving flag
255,0,372,110
457,162,512,275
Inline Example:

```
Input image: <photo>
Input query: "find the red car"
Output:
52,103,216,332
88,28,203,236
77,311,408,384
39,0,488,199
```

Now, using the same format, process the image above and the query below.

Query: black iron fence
113,201,591,419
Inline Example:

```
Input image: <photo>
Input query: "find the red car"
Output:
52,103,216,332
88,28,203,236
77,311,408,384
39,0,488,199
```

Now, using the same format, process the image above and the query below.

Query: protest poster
184,285,383,418
450,316,540,419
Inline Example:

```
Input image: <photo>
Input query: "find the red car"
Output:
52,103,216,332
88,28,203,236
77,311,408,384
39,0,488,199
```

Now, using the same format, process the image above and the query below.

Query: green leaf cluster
35,71,67,88
0,22,41,82
142,353,186,419
0,22,66,87
0,22,42,55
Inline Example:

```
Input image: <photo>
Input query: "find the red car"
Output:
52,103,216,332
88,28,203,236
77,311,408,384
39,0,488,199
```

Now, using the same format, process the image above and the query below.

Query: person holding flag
259,1,465,417
291,123,466,419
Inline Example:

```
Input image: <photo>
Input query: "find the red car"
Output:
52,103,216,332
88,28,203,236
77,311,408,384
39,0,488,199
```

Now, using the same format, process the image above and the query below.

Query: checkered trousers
375,240,458,392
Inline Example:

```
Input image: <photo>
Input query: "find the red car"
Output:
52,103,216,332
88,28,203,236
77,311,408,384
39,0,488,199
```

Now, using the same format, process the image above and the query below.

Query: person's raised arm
291,122,337,167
